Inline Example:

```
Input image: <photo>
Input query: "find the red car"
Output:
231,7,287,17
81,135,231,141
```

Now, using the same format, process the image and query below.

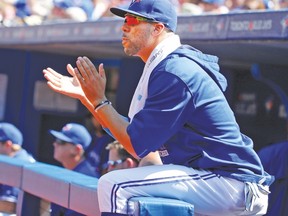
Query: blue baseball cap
0,123,23,145
110,0,178,32
49,123,92,150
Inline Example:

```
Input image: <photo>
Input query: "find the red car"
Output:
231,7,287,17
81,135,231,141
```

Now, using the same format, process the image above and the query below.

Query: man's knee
98,171,120,196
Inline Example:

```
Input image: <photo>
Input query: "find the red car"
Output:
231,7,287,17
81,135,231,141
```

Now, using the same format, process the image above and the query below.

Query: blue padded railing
0,155,100,216
0,155,194,216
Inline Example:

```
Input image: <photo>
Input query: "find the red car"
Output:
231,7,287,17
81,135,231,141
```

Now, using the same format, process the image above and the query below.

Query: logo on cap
62,124,72,131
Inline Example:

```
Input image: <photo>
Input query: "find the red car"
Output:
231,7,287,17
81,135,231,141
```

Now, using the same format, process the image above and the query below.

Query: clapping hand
43,64,84,99
43,56,107,110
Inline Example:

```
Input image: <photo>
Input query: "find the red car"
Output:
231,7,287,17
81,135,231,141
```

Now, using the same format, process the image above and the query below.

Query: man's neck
140,32,176,63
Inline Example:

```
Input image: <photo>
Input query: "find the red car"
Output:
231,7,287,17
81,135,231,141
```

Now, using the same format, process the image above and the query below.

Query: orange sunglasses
124,14,154,26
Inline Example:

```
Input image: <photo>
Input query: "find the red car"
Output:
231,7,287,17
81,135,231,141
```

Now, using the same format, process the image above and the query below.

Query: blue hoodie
127,45,274,186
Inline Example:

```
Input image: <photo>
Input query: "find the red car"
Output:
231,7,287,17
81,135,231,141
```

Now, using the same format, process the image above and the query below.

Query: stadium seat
127,197,194,216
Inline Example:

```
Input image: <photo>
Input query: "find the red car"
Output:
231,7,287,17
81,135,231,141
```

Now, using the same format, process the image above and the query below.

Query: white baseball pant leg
98,164,269,215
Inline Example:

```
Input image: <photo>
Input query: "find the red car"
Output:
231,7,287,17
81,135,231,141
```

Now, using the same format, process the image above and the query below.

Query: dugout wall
0,10,288,162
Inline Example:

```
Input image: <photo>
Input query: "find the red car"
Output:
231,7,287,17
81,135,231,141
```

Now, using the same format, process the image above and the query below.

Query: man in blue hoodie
48,122,98,216
0,122,35,216
43,0,274,215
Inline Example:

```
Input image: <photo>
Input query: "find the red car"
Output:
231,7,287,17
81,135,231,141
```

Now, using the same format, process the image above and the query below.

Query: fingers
43,68,62,88
98,63,107,81
46,80,62,93
85,57,98,75
43,67,62,79
72,67,84,89
76,56,98,81
67,64,76,77
75,58,87,81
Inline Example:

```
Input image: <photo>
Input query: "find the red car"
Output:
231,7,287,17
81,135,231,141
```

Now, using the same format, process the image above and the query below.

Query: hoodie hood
172,45,227,92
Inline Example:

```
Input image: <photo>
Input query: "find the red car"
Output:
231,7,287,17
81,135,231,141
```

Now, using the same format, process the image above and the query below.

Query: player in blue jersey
43,0,274,215
48,122,98,216
0,122,35,216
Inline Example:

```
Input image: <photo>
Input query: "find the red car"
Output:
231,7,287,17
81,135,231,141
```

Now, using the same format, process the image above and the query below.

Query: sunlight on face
122,23,155,57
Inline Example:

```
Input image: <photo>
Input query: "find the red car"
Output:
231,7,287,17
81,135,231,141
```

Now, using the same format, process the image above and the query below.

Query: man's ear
152,23,165,36
74,144,84,154
125,158,137,168
4,140,13,148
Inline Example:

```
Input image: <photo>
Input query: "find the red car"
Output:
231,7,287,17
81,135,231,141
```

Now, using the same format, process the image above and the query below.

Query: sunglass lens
125,16,139,26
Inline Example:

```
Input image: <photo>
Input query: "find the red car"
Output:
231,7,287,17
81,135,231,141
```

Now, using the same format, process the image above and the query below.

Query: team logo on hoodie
159,145,169,157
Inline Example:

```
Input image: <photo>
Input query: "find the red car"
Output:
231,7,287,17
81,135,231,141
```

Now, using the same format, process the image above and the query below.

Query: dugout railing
0,155,194,216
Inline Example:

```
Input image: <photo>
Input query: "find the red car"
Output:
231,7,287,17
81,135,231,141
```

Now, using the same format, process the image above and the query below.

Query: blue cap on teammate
0,122,23,145
110,0,178,32
49,123,92,150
